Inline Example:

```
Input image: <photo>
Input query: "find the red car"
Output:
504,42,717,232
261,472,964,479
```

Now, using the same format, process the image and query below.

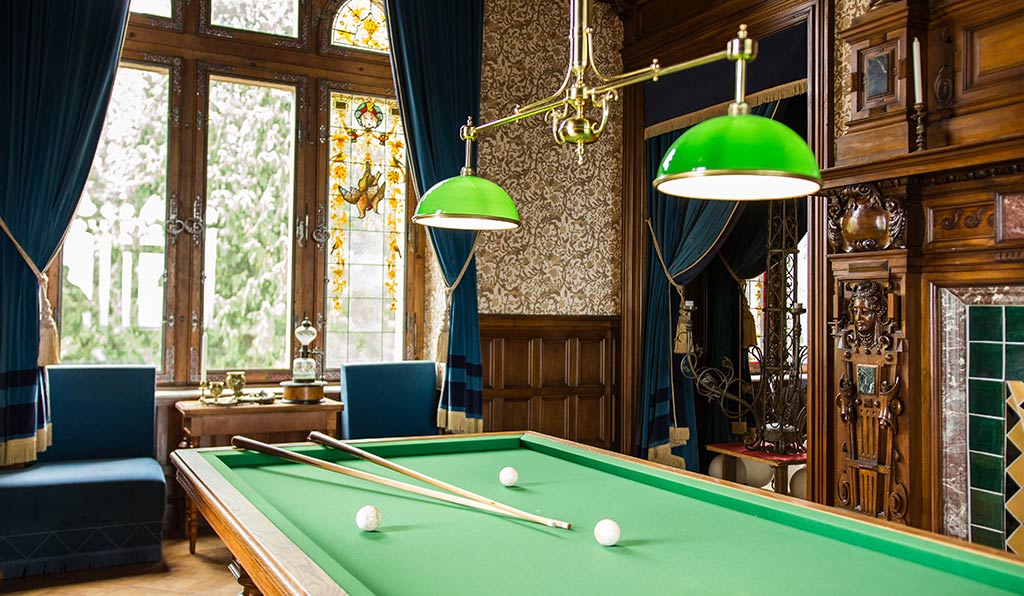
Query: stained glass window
61,65,169,368
325,91,405,366
331,0,389,53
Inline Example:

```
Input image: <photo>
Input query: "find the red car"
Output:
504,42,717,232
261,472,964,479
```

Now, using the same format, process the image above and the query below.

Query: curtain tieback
435,234,479,368
718,254,758,350
0,215,61,366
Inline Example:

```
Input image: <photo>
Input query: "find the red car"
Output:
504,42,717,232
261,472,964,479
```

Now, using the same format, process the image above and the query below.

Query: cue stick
230,436,565,529
308,431,572,530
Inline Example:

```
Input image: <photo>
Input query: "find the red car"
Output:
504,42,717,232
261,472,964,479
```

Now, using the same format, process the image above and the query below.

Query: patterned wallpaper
834,0,873,150
423,0,624,358
475,0,623,316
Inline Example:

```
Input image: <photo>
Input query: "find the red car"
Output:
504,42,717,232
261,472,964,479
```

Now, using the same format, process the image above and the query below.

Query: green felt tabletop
201,435,1024,596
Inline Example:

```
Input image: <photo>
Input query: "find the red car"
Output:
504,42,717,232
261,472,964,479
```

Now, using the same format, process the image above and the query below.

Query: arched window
331,0,389,53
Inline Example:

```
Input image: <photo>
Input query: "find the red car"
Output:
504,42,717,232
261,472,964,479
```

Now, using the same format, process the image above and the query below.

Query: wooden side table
706,442,806,496
175,398,345,553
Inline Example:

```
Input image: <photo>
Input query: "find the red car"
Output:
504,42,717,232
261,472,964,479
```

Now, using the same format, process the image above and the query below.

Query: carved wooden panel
926,0,1024,148
827,182,907,253
479,315,619,450
963,13,1024,95
927,199,995,246
828,265,910,524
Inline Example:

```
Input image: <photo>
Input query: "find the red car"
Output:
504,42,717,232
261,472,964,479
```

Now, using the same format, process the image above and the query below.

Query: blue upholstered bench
0,365,165,578
341,360,440,439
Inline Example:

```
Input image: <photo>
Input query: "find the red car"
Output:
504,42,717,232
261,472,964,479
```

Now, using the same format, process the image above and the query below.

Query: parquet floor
1,535,240,595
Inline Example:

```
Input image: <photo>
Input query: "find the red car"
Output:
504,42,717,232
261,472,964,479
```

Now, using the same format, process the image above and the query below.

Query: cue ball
499,466,519,487
355,505,381,532
593,519,621,546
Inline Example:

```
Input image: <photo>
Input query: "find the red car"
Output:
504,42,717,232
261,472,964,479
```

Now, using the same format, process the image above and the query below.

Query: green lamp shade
412,174,520,230
653,114,821,200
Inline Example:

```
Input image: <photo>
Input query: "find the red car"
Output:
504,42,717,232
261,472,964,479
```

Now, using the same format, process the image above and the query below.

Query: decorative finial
738,24,747,39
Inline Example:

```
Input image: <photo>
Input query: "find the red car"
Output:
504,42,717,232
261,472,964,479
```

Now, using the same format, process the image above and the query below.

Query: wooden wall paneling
619,83,645,455
479,315,619,450
808,0,833,506
926,0,1024,150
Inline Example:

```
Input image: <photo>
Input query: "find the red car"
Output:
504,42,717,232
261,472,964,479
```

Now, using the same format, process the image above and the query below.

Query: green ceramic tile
970,380,1007,417
971,525,1005,550
1007,344,1024,381
970,342,1004,379
1008,306,1024,342
970,489,1005,531
970,452,1004,493
970,415,1005,456
970,306,1004,341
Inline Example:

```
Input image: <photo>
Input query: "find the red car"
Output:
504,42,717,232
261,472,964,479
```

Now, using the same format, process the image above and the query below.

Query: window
56,2,421,385
204,77,296,370
211,0,299,38
61,65,170,369
331,0,389,52
130,0,172,18
743,235,809,373
325,92,406,365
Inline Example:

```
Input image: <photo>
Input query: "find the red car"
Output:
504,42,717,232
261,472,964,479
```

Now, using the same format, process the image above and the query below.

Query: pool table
171,432,1024,596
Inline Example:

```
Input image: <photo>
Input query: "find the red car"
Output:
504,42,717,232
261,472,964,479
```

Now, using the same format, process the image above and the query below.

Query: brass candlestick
912,102,927,152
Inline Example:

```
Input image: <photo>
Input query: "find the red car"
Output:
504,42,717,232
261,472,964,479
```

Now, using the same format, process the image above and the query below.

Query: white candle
200,332,208,385
912,37,923,105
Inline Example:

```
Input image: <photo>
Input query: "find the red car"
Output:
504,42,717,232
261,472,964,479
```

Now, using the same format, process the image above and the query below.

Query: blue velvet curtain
637,130,741,468
386,0,485,433
0,0,130,465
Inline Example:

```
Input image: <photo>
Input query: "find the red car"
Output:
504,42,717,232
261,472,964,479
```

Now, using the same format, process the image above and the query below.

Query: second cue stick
230,436,556,528
308,431,572,530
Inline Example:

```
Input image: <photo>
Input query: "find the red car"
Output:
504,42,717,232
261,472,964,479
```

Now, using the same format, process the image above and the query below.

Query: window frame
50,0,423,387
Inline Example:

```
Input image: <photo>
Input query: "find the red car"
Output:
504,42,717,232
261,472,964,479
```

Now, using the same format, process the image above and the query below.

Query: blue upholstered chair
340,361,440,439
0,365,165,578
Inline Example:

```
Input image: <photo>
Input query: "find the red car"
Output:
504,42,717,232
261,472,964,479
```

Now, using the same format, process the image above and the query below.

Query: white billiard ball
593,519,621,546
499,466,519,487
355,505,381,532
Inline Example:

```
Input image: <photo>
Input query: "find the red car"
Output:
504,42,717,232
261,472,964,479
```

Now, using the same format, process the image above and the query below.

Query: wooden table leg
186,494,198,555
774,465,790,495
721,455,739,482
229,559,263,596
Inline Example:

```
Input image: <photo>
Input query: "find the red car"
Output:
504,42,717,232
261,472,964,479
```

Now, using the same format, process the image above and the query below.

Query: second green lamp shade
653,113,821,200
412,174,521,230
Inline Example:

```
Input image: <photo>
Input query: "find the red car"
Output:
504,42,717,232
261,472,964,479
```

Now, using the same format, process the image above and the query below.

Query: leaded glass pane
131,0,172,18
331,0,389,53
61,65,169,369
204,77,295,370
325,91,405,366
211,0,298,38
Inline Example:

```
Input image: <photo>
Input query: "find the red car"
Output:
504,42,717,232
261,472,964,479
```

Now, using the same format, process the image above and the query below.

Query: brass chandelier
412,0,821,230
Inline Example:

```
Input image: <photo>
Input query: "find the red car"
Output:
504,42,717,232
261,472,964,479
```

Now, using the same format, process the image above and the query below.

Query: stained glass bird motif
340,160,386,218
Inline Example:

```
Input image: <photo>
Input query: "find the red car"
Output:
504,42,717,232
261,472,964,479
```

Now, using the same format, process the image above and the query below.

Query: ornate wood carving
827,183,907,253
830,279,909,523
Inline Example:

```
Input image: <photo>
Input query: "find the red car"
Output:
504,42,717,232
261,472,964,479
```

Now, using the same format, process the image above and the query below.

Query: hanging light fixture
412,0,821,230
